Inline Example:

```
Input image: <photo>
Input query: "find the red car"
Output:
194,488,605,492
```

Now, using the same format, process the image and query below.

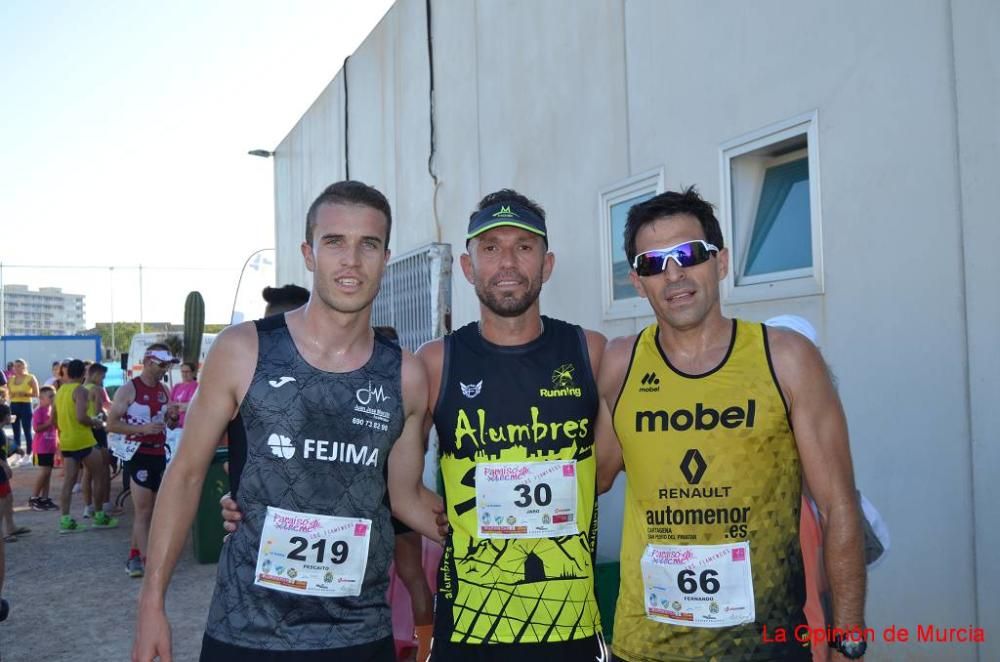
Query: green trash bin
595,558,621,644
192,447,230,564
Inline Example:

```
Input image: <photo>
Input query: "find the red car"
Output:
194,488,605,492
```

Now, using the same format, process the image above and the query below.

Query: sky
0,0,394,327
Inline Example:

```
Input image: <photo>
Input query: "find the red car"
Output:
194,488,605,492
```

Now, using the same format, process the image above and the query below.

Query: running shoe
91,512,119,530
41,497,59,511
0,598,9,622
82,505,94,519
126,555,145,578
58,516,83,534
29,497,46,512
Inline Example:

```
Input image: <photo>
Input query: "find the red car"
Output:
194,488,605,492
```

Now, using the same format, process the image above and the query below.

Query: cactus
183,291,206,367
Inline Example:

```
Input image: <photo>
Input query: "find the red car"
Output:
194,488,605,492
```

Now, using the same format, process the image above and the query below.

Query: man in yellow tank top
53,359,119,534
595,188,867,661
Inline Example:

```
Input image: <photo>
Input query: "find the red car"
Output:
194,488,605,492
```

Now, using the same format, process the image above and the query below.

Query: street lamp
248,149,273,158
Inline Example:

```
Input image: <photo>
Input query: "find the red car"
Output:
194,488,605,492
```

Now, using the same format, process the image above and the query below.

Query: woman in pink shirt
168,362,198,428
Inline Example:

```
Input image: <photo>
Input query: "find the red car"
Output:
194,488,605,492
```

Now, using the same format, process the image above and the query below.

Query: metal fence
372,243,452,351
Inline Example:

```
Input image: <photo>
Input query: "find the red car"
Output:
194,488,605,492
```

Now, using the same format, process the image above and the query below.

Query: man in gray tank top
132,181,446,662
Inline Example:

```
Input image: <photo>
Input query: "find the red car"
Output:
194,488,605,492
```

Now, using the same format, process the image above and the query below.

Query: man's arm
74,385,99,427
107,382,162,437
132,323,257,662
387,350,445,545
769,328,866,642
595,334,634,494
416,338,443,439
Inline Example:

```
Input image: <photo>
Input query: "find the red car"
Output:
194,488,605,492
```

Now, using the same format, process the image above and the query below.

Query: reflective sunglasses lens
673,241,711,267
634,252,667,277
634,241,714,276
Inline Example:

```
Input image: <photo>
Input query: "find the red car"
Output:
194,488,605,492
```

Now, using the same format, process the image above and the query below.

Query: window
598,167,665,319
720,112,822,303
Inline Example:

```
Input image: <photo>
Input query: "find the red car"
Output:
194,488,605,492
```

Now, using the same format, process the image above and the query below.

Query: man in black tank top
132,181,446,662
217,190,615,661
417,190,611,662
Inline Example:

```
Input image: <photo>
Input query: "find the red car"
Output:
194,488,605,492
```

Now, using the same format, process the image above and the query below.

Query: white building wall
272,1,996,657
952,0,1000,649
274,71,346,287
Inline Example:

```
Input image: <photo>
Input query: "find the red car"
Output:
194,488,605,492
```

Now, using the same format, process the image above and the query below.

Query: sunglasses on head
632,240,719,277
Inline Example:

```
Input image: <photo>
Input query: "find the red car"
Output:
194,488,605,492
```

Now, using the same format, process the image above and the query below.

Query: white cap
764,314,818,346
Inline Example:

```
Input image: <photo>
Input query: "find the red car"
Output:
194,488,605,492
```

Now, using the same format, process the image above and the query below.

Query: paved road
1,460,217,661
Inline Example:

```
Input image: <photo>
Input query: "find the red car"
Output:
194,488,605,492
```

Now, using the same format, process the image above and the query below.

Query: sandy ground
0,458,218,662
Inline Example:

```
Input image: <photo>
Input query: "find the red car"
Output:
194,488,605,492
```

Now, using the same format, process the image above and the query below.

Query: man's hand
142,421,166,435
432,500,449,540
220,493,242,533
132,599,172,662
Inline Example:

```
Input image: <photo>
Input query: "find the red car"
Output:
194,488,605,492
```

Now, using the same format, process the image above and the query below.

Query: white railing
372,243,452,351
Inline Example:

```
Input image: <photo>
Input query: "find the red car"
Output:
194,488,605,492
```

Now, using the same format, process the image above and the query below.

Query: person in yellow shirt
596,188,867,661
53,359,118,534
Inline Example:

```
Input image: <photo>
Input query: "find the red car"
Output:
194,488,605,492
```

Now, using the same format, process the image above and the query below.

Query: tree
92,322,141,356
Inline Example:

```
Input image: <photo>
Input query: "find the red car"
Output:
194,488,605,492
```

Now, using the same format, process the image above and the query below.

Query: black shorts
125,453,167,492
92,428,108,448
62,447,94,462
34,453,55,468
430,633,609,662
200,634,394,662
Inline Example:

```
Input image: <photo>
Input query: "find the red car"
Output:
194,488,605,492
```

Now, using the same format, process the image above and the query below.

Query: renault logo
680,448,707,484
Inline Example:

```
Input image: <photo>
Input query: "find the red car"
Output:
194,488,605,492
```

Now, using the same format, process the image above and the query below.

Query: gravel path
0,459,219,661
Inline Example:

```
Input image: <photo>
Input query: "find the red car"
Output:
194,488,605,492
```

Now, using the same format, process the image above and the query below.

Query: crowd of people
0,349,204,625
122,179,871,662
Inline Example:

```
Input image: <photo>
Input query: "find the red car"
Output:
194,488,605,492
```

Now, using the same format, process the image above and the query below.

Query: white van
125,332,218,388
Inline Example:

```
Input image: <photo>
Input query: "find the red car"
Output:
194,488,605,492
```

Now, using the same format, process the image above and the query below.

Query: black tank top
432,316,603,644
205,315,403,651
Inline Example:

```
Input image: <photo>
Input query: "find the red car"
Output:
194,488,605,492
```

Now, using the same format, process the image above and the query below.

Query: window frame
719,111,823,304
597,166,665,320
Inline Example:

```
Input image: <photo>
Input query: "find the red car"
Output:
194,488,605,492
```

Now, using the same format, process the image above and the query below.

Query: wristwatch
829,633,867,659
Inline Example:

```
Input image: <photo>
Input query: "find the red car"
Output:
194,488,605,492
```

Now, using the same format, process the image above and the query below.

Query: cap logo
492,205,518,219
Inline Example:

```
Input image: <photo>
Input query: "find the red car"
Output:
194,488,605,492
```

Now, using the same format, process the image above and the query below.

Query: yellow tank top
9,374,35,403
612,320,808,661
55,383,96,452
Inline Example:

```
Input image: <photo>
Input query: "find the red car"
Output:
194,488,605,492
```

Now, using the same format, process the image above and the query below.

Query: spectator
30,386,59,511
262,283,310,317
0,404,30,542
168,362,198,428
43,361,60,387
7,359,39,463
82,363,114,519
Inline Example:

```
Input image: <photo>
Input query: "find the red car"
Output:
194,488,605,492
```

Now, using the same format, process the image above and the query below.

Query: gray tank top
204,316,403,651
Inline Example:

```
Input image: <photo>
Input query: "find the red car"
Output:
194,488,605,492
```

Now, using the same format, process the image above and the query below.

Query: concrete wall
272,1,996,658
951,0,1000,652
